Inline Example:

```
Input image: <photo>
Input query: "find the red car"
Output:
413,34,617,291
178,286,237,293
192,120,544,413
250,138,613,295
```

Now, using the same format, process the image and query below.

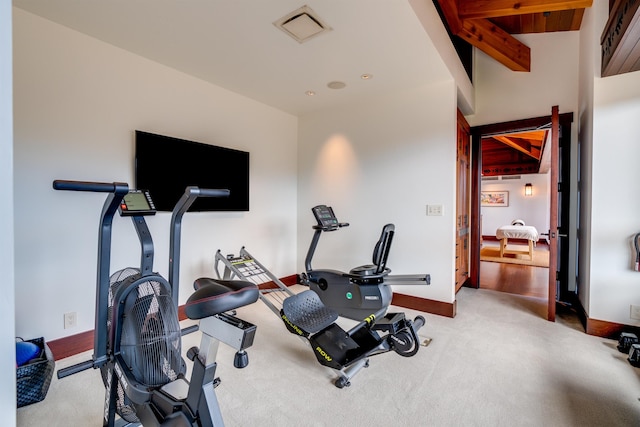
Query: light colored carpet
481,245,549,267
17,286,640,426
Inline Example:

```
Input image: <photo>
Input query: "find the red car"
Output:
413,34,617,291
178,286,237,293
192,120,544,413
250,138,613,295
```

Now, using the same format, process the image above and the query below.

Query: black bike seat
185,278,259,320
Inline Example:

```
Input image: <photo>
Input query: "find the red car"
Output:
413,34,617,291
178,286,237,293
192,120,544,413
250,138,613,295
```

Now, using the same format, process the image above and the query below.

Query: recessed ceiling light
361,74,373,80
327,81,346,90
305,90,316,96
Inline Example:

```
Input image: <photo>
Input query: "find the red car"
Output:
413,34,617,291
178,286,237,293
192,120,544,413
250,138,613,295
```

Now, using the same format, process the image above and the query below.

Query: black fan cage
103,268,185,422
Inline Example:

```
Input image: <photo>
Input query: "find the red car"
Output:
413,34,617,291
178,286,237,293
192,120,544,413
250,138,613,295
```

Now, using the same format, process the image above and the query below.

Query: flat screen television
135,130,249,212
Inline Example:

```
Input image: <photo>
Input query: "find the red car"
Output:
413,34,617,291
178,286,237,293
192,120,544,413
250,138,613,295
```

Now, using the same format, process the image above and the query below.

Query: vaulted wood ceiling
482,129,549,176
436,0,593,71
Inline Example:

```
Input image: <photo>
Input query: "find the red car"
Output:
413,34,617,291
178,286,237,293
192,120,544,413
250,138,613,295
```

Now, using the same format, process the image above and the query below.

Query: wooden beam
570,8,585,30
460,18,531,71
493,135,540,160
435,0,463,34
503,130,547,140
459,0,593,20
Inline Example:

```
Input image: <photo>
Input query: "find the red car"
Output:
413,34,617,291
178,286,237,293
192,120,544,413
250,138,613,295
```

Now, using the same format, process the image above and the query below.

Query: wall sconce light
524,183,533,197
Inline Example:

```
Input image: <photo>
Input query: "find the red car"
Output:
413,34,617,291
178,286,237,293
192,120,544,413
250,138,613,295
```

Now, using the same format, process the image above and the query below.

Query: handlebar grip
413,315,426,331
56,359,95,379
197,188,230,198
53,180,127,193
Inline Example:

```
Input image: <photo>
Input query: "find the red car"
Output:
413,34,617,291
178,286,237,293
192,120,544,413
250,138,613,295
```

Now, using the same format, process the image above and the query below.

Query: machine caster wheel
335,377,350,389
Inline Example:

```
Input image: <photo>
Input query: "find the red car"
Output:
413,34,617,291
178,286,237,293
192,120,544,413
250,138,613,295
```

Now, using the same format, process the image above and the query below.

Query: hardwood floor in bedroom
479,241,549,299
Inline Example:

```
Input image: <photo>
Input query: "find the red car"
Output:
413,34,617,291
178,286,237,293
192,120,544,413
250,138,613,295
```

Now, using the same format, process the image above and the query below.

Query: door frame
468,112,574,319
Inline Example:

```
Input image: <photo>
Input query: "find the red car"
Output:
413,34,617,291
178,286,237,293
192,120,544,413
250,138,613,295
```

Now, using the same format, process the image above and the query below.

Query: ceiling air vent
501,175,522,180
481,176,499,181
274,5,332,43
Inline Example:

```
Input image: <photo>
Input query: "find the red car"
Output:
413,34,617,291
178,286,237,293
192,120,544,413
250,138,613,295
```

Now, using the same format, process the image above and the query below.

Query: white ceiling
13,0,450,116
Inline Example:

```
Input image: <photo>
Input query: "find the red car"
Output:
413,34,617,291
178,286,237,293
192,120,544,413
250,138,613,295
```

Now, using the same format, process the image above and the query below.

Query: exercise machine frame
214,247,425,388
302,204,430,321
54,181,258,426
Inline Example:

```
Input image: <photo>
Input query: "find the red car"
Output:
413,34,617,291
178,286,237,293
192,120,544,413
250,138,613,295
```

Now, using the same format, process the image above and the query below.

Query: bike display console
118,189,156,216
312,205,343,230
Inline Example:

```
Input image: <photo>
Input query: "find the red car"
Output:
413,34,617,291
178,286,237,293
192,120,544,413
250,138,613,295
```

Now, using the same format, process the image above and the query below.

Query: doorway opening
479,127,550,300
468,110,575,320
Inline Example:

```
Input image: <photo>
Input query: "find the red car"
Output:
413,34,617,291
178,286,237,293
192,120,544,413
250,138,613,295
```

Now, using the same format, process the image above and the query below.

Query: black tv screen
135,130,249,212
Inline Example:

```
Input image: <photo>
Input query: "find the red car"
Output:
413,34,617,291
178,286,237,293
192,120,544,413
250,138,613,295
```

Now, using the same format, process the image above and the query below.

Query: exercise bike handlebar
57,359,95,379
196,188,231,198
52,179,131,370
169,186,230,306
53,179,128,193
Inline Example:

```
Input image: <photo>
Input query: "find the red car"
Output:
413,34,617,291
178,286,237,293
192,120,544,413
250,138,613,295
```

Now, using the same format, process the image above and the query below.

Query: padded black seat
185,278,259,320
348,223,394,278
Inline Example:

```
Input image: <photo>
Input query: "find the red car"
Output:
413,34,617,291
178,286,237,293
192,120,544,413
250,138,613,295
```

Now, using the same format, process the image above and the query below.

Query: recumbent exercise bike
279,205,427,388
300,204,430,320
54,180,258,427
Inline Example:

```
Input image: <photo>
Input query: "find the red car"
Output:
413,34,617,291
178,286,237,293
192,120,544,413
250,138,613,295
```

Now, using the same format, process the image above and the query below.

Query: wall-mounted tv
135,130,249,212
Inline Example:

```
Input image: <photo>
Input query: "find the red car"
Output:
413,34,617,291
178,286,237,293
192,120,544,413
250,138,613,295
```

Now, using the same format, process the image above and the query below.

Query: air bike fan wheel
101,268,186,423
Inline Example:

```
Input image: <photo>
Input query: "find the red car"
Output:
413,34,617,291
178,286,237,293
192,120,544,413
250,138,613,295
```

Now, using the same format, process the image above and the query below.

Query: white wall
13,9,299,341
1,1,16,424
468,31,580,126
577,0,598,316
408,0,474,115
481,173,550,238
297,80,458,304
585,1,640,324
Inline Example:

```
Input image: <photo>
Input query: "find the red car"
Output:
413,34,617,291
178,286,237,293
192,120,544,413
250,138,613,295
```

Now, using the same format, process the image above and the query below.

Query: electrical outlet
64,312,77,329
631,305,640,320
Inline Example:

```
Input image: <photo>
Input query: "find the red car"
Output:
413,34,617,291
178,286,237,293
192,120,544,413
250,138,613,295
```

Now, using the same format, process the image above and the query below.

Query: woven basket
16,337,55,408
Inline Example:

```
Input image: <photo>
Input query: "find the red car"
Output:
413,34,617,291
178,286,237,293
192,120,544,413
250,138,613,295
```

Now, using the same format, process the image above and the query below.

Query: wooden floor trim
572,297,638,339
392,293,456,318
47,330,94,361
585,316,640,339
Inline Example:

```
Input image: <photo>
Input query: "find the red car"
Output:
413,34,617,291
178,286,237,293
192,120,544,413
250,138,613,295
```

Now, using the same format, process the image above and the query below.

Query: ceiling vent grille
501,175,522,180
481,176,499,181
274,5,332,43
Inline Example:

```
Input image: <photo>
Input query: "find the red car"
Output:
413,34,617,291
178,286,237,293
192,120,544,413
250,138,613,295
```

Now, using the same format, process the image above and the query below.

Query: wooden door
456,110,471,291
547,105,560,321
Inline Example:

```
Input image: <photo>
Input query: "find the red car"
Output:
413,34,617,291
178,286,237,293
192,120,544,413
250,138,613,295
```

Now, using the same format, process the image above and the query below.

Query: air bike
54,180,259,426
214,205,429,388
